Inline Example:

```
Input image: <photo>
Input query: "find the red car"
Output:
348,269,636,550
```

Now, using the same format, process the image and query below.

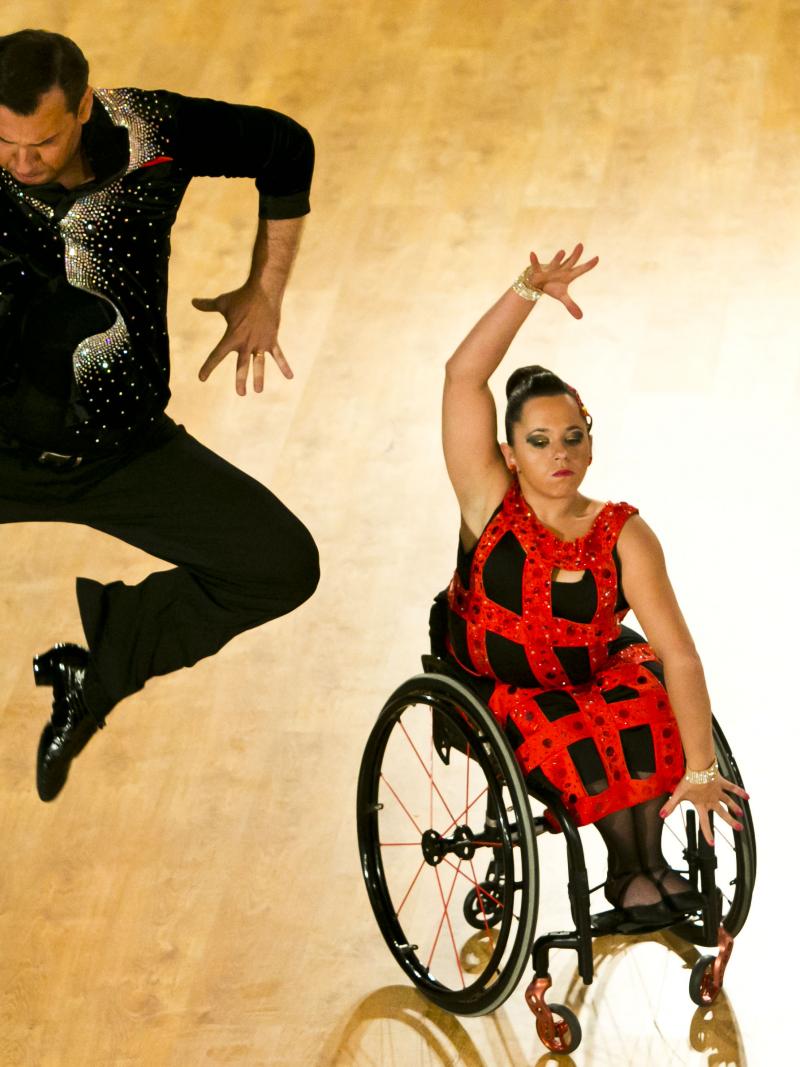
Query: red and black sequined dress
447,480,684,826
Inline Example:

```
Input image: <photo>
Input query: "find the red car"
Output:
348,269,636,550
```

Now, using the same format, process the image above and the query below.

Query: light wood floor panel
1,1,796,1063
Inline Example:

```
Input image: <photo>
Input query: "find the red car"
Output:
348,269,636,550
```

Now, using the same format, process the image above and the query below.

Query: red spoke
426,863,455,969
380,773,425,836
428,863,466,988
439,785,490,838
468,858,491,932
443,856,518,920
382,838,501,849
399,720,458,827
395,857,427,917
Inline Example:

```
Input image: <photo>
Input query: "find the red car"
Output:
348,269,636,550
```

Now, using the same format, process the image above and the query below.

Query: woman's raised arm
442,244,598,543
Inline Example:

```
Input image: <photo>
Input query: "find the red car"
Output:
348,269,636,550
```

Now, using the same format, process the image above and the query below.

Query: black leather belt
36,450,83,470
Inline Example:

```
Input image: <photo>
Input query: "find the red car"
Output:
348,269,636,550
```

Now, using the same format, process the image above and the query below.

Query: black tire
540,1003,582,1055
667,717,756,946
689,955,718,1006
357,673,539,1015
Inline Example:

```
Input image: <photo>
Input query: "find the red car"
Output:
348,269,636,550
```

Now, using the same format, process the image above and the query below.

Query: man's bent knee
285,526,320,611
242,520,319,622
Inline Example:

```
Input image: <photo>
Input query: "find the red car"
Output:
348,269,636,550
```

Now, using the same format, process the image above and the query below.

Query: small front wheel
463,878,506,929
689,955,719,1006
538,1002,582,1055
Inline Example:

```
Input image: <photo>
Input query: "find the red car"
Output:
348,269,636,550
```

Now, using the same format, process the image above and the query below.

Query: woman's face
501,393,592,499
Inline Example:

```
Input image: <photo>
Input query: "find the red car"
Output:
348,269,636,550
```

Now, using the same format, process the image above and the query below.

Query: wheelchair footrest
590,907,688,937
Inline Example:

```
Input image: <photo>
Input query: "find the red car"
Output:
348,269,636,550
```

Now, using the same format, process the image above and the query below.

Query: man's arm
163,91,314,394
193,215,304,394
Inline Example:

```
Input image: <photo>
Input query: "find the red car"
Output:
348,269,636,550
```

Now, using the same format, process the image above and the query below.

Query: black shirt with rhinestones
0,88,314,453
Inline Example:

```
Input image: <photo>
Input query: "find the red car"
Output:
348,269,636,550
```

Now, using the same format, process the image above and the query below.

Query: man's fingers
199,327,292,392
198,336,235,381
235,350,253,396
270,342,294,380
192,296,220,312
252,351,266,393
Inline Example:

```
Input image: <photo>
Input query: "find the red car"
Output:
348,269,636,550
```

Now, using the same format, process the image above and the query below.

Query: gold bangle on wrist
511,268,543,302
684,756,719,785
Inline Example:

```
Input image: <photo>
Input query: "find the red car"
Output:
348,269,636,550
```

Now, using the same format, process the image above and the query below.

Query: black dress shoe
615,892,704,928
34,644,105,802
604,867,705,930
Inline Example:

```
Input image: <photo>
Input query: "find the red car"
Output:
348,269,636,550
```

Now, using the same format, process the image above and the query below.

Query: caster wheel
463,881,505,929
689,954,719,1006
538,1002,582,1054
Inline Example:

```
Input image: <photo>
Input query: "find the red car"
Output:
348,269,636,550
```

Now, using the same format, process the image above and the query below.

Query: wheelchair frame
357,655,756,1055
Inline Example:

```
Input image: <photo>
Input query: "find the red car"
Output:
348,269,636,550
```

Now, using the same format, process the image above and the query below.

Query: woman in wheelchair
441,243,749,927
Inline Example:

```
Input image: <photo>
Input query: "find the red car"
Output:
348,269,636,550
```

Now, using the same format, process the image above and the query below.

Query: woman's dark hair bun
504,364,592,441
505,364,561,400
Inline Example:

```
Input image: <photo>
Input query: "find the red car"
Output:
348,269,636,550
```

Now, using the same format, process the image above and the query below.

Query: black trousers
0,416,320,717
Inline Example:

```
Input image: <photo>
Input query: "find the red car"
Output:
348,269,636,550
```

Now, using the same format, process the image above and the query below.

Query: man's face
0,84,92,186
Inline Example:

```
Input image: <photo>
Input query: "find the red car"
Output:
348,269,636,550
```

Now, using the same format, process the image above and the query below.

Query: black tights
595,794,694,908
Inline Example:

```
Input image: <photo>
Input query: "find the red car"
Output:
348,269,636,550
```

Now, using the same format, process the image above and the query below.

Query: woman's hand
523,243,599,319
659,773,750,847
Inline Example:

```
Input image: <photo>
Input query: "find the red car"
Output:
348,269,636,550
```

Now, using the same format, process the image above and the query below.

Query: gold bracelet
684,756,719,785
511,268,543,303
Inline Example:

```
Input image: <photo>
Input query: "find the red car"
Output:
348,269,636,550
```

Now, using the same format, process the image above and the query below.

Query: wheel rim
357,674,539,1015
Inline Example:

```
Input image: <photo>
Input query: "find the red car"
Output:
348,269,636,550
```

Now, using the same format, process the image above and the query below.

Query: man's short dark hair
0,29,89,115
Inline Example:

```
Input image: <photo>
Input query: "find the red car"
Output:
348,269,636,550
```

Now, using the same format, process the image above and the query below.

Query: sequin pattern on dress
447,480,684,825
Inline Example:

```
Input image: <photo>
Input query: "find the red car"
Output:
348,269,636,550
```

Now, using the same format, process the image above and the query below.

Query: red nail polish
659,808,667,818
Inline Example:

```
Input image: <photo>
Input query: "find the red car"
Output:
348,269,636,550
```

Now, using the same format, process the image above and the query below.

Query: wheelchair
357,627,756,1055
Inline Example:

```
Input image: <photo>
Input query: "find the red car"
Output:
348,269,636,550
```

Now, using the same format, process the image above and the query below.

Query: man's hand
192,283,293,395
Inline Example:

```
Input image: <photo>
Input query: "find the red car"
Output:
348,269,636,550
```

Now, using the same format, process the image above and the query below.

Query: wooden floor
1,1,796,1063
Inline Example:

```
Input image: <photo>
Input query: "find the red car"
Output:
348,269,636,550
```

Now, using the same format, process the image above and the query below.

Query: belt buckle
37,450,83,470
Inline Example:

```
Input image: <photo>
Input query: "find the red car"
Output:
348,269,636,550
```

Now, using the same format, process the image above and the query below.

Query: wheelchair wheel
538,1003,582,1055
357,672,539,1015
689,954,719,1007
661,717,756,946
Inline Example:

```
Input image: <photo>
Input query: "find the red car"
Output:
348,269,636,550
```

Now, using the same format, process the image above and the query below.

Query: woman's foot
605,866,703,924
